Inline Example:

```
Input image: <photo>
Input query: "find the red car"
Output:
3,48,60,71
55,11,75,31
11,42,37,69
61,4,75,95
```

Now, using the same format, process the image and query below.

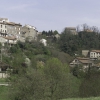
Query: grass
0,85,100,100
0,86,8,100
62,97,100,100
0,78,8,82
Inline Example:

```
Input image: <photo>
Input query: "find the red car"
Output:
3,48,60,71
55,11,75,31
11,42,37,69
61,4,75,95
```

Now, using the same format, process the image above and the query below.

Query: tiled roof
91,50,100,53
6,22,22,26
0,21,22,26
79,60,92,64
0,18,8,21
3,36,16,40
76,57,92,64
77,57,90,60
65,27,76,30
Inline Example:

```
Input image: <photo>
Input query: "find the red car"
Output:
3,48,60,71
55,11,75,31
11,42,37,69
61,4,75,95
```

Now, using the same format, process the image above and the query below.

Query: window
5,26,6,28
91,52,93,55
1,25,2,28
75,59,77,62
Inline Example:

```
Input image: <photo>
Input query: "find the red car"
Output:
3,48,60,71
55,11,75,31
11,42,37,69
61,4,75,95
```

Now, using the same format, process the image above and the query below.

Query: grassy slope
0,86,8,100
0,86,100,100
62,97,100,100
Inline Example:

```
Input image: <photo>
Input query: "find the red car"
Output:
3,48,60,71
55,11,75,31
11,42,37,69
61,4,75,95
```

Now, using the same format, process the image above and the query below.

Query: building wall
21,26,37,41
7,24,15,35
0,72,8,78
65,27,78,35
0,37,7,46
90,52,100,59
82,50,89,57
0,23,7,34
15,24,22,35
7,24,22,36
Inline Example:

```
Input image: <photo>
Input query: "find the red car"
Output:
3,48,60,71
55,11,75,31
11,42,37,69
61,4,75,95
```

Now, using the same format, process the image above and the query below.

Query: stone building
90,50,100,60
82,50,89,57
65,27,78,35
0,18,22,38
21,24,37,42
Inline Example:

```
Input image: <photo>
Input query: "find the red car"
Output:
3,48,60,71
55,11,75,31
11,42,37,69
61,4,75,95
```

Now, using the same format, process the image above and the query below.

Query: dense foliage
1,41,79,100
2,28,100,99
58,31,100,55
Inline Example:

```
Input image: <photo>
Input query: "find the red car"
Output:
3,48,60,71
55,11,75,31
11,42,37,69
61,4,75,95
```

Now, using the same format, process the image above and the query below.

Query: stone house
40,39,47,46
65,27,78,35
70,57,93,70
90,50,100,60
6,22,22,36
21,25,37,42
0,35,17,46
0,21,22,40
82,50,89,57
2,36,17,46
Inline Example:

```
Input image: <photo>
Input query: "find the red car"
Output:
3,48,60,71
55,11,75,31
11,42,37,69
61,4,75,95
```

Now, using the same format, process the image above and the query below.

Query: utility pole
1,48,2,62
0,46,2,74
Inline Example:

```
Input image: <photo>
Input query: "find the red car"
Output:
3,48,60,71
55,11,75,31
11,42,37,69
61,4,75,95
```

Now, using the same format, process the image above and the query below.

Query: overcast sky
1,0,100,33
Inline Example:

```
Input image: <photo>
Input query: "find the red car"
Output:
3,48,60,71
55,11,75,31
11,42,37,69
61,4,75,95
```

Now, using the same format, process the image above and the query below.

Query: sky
1,0,100,33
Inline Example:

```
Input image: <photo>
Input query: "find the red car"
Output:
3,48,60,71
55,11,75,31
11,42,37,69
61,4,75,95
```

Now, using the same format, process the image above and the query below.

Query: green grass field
62,97,100,100
0,85,100,100
0,86,8,100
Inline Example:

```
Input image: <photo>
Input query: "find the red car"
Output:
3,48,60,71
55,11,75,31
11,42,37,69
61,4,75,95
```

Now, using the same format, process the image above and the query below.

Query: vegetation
62,97,100,100
58,29,100,56
1,26,100,99
0,86,8,100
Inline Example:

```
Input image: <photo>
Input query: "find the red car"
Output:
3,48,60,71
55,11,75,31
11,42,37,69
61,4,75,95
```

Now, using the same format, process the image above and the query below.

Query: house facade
21,25,37,42
0,18,22,38
70,57,93,70
90,50,100,60
0,22,7,36
6,22,22,36
0,36,17,46
65,27,78,35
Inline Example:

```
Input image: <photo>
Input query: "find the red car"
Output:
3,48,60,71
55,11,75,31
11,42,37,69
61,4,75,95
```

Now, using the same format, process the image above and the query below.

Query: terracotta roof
3,36,16,40
76,57,92,64
66,27,76,30
0,21,22,26
0,18,8,21
79,60,92,64
91,50,100,53
77,57,90,60
6,22,15,26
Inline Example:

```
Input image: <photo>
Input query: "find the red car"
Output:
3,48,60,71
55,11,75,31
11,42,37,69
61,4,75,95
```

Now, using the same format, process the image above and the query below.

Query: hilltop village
1,18,100,99
0,18,100,75
0,18,39,46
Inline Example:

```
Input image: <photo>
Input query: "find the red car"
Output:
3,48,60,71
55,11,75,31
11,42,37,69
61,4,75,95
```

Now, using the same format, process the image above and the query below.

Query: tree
44,58,73,100
9,69,46,100
53,30,59,35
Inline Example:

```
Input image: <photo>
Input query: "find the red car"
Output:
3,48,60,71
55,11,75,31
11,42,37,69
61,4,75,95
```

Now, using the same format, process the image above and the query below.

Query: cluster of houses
70,50,100,71
0,18,99,78
0,18,40,47
65,27,94,35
